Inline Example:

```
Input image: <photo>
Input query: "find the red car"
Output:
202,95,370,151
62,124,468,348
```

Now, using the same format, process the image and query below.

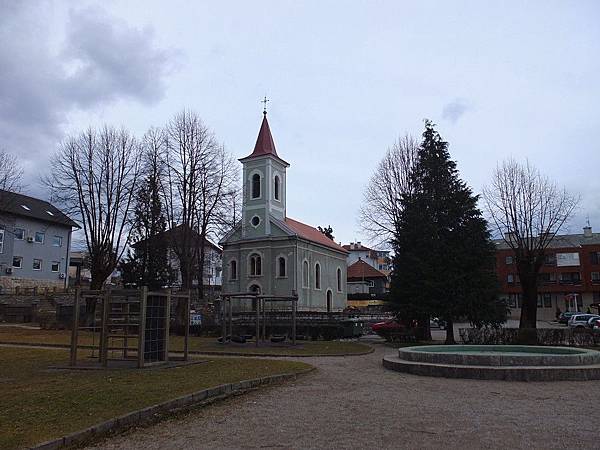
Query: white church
219,111,348,311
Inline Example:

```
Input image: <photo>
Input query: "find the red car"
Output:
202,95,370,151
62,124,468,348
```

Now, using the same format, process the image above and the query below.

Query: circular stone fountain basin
399,345,600,367
383,345,600,381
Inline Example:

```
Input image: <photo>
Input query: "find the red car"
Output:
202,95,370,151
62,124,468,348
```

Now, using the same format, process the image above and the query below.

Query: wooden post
100,288,111,367
137,286,148,368
228,298,233,338
262,299,266,343
255,296,260,347
292,293,297,346
164,291,171,362
69,287,81,366
221,297,227,343
184,291,190,362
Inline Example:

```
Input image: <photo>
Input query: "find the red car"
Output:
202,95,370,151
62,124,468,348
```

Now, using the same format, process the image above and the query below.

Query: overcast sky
1,0,599,248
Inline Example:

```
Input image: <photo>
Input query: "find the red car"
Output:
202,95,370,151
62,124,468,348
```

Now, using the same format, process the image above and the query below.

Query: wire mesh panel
144,294,167,363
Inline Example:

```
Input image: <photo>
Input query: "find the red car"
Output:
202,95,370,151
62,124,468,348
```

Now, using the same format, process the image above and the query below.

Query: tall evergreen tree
119,139,173,290
391,121,506,343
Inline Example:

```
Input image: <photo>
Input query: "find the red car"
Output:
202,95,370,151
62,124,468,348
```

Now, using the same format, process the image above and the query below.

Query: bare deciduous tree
162,110,216,292
359,135,418,247
0,148,24,192
483,159,579,337
45,126,141,296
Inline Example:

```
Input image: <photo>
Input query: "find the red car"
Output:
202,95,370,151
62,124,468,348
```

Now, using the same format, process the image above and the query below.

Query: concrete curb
0,341,374,357
30,367,315,450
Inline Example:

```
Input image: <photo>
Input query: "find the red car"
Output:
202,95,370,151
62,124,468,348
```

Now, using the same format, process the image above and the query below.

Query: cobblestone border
0,341,374,357
31,367,315,450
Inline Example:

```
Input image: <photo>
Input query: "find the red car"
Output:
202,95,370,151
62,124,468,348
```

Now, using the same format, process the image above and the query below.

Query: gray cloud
442,98,470,123
0,3,177,191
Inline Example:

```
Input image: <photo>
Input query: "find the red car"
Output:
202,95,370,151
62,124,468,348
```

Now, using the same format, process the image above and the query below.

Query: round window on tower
251,215,261,227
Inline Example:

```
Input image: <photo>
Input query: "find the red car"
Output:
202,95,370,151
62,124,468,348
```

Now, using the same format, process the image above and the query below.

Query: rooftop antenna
586,215,591,227
261,96,270,115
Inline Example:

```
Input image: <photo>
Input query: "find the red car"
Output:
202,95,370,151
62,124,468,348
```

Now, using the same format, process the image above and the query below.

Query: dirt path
88,343,597,449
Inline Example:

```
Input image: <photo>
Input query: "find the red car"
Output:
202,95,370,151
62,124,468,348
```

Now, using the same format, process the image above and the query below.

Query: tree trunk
518,273,538,344
444,319,455,345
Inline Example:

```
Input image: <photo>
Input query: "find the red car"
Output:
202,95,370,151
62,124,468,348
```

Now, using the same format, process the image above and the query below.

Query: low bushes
459,327,600,347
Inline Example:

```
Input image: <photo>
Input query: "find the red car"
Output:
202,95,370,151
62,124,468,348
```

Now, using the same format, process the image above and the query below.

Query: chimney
357,241,362,248
584,226,593,238
350,242,355,250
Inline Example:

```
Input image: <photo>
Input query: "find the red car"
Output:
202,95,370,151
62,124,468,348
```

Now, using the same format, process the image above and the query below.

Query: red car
371,319,405,336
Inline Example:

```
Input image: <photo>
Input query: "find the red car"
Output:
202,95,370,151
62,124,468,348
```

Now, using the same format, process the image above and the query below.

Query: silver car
568,314,600,328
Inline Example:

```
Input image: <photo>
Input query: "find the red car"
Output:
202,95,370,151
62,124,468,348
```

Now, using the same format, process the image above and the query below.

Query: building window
278,257,286,277
543,293,552,308
12,256,22,269
14,228,25,240
539,272,556,283
337,268,342,292
250,215,261,227
315,263,321,290
591,252,600,265
33,259,42,271
251,174,261,199
302,260,309,288
544,254,556,266
274,175,280,201
53,236,62,247
507,274,514,284
505,256,513,265
0,229,3,254
34,232,45,244
230,260,237,280
250,254,262,276
51,261,60,272
592,272,600,282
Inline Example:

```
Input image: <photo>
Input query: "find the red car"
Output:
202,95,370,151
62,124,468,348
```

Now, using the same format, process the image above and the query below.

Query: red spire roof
251,113,277,157
240,113,289,166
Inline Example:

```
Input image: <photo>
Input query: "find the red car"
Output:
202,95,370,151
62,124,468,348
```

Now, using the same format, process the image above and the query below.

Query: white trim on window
276,254,287,278
314,261,321,290
12,256,22,269
302,259,310,288
13,228,25,240
33,258,42,271
51,261,60,272
34,232,45,244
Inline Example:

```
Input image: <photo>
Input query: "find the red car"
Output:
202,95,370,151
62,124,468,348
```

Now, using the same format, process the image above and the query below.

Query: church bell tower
239,110,289,239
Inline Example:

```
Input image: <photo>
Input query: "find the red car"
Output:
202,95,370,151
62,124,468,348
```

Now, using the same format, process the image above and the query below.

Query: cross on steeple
261,96,269,115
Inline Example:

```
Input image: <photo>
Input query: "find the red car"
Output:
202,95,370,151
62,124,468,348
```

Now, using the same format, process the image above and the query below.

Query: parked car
559,311,583,325
371,319,405,335
588,317,600,328
568,314,600,329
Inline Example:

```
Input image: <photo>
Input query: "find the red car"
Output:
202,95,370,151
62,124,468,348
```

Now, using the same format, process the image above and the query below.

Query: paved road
88,342,598,450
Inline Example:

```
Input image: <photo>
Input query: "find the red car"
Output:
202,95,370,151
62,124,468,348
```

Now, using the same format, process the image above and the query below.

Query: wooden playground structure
69,287,191,368
220,292,299,346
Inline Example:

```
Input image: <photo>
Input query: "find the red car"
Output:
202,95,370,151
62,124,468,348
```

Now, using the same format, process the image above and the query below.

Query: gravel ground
88,342,598,450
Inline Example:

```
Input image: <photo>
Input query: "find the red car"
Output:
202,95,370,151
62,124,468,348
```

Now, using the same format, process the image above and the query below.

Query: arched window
315,263,321,290
230,260,237,280
278,256,286,277
274,175,280,200
251,174,261,199
302,260,309,287
326,290,332,312
337,268,342,292
250,253,262,276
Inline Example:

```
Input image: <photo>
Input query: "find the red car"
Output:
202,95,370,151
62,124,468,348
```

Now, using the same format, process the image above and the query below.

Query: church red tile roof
284,217,348,254
239,113,289,166
347,259,387,280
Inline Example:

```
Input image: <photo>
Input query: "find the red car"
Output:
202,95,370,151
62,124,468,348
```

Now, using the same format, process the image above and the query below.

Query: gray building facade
220,113,348,311
0,191,78,290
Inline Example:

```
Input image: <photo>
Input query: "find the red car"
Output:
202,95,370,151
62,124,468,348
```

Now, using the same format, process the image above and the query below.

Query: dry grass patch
0,347,311,450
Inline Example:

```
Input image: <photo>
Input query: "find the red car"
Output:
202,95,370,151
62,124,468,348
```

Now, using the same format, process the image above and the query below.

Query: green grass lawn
0,346,312,450
0,327,372,355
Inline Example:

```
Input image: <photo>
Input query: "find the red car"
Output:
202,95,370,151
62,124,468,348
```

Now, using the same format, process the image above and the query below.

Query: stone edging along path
32,367,315,450
0,341,374,357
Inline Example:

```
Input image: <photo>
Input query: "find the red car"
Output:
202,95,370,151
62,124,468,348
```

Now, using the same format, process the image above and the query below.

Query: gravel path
88,343,598,449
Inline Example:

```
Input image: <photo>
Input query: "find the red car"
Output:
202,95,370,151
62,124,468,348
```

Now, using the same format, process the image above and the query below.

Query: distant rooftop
0,190,79,228
494,226,600,249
